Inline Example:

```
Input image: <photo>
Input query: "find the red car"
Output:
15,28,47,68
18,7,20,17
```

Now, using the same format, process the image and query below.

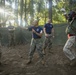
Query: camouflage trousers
43,36,52,51
29,38,43,61
63,36,76,60
9,32,15,46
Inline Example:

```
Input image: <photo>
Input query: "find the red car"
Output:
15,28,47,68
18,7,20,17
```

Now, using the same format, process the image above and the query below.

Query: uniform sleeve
28,26,33,31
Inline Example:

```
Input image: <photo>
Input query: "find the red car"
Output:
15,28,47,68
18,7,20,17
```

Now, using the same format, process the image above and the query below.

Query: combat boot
41,60,45,65
26,60,32,65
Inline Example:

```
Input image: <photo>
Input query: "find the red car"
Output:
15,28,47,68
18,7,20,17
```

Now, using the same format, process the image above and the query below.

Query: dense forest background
0,0,76,27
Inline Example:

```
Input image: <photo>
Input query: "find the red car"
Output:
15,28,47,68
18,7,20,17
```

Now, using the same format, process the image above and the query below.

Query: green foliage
0,0,76,26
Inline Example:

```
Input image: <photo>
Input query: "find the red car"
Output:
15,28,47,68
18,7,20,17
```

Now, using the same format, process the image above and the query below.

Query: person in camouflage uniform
63,9,76,67
43,19,54,55
8,22,15,47
27,20,44,65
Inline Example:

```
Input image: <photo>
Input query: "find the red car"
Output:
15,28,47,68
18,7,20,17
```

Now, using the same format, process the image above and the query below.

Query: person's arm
32,29,43,37
52,28,54,38
43,24,48,37
44,28,46,35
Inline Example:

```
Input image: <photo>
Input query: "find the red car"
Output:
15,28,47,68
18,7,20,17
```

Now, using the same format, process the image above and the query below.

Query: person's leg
36,39,44,65
63,36,76,61
27,39,36,64
43,37,48,54
48,37,52,52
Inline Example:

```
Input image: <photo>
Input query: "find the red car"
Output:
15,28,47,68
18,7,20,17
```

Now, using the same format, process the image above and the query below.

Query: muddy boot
26,60,32,65
41,60,45,65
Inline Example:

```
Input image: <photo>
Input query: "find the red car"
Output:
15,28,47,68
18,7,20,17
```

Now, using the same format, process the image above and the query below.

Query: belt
68,34,75,36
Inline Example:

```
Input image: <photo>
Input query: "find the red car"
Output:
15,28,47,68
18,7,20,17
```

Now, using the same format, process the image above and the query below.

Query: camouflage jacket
66,18,76,35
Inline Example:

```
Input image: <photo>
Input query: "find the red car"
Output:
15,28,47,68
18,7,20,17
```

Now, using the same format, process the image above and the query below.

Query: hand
32,29,36,33
53,35,55,38
45,34,48,37
72,17,75,20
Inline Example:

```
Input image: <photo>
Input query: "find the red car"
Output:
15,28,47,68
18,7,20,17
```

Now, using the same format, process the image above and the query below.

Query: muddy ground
0,44,76,75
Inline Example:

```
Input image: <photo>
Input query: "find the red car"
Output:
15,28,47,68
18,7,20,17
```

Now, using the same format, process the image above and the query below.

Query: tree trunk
69,0,72,10
30,0,34,25
14,0,18,26
20,0,23,26
44,1,47,24
24,0,27,26
48,0,52,22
